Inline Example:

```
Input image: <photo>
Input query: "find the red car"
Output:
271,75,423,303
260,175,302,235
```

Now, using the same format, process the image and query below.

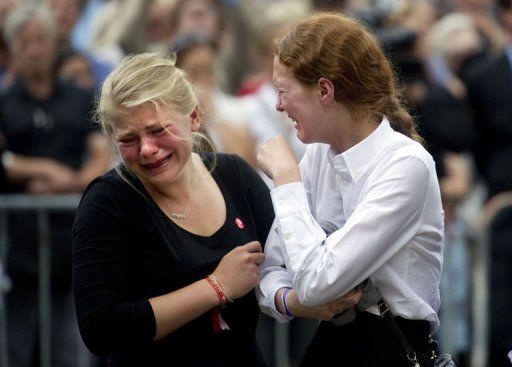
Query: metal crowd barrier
468,219,489,367
0,194,81,367
469,193,512,367
3,192,496,367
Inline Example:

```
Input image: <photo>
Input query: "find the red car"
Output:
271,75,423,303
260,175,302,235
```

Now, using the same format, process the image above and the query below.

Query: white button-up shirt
257,118,444,331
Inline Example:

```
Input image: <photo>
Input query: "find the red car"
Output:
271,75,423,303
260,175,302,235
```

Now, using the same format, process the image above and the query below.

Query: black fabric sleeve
72,177,156,356
228,155,275,245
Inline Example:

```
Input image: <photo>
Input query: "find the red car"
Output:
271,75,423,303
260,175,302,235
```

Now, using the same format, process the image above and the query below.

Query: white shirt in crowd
257,118,444,331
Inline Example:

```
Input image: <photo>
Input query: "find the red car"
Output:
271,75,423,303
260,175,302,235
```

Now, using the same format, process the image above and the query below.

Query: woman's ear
317,77,335,105
190,106,201,132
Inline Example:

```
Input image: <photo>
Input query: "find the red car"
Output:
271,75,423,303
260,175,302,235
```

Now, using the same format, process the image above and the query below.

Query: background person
172,32,256,166
0,4,110,366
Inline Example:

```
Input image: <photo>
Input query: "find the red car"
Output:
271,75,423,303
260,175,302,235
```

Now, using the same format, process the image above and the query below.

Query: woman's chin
296,130,308,144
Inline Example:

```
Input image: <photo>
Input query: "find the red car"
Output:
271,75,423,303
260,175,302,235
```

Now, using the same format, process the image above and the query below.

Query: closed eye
151,127,166,136
117,136,137,145
152,123,174,136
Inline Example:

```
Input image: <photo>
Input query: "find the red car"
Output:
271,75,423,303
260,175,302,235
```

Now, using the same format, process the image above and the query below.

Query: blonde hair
425,13,480,61
97,53,215,174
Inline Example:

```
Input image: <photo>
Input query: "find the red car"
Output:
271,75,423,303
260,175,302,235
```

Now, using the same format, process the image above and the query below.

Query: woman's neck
324,106,379,153
147,154,198,202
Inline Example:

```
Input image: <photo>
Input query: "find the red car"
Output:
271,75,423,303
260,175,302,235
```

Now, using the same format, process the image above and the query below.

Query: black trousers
300,311,432,367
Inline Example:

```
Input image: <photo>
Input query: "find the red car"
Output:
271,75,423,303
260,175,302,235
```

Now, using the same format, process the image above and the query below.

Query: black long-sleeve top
73,154,274,366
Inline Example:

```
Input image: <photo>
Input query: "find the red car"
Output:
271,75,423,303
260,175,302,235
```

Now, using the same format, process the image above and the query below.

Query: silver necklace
149,168,195,220
168,170,195,220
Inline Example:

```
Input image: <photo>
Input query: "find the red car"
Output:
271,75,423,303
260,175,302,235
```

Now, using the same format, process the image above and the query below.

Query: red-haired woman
257,12,444,367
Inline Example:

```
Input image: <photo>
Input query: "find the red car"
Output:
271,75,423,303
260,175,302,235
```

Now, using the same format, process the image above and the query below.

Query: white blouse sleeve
271,154,432,306
256,220,294,322
256,151,314,322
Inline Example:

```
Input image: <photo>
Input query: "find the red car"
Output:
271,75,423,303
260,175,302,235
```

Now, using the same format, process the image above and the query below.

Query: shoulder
382,135,436,177
467,53,507,84
210,153,254,175
79,167,143,211
56,81,95,105
74,167,155,238
210,153,269,192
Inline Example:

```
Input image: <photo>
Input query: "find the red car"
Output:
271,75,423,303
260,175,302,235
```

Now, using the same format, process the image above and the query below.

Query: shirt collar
328,117,393,181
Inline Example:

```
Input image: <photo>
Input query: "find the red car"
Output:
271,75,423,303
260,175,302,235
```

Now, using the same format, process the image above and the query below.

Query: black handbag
332,279,457,366
377,298,457,367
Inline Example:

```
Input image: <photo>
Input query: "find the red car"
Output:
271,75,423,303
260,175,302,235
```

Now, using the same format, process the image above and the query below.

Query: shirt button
284,233,292,240
278,200,286,206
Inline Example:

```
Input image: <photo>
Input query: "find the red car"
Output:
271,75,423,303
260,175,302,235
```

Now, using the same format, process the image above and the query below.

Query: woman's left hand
279,287,363,321
257,135,301,187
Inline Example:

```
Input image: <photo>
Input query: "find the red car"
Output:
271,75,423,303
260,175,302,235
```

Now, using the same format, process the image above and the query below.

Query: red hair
274,12,422,142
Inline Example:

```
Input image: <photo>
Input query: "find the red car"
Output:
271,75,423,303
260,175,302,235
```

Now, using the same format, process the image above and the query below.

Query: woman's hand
257,135,301,187
276,287,362,321
28,161,77,194
213,241,265,300
149,242,263,339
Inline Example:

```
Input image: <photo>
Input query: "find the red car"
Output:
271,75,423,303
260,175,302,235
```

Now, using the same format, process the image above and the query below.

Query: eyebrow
115,123,164,138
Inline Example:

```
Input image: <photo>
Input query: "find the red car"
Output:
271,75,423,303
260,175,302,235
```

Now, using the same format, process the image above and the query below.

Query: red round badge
235,217,244,229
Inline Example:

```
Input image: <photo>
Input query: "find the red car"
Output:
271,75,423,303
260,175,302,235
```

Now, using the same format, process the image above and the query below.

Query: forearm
271,163,301,187
149,278,221,340
271,181,422,306
257,266,294,322
3,153,56,182
256,219,294,322
274,287,362,321
274,287,322,318
78,278,224,353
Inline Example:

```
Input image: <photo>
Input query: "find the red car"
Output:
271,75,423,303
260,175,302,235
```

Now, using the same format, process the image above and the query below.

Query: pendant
170,212,186,219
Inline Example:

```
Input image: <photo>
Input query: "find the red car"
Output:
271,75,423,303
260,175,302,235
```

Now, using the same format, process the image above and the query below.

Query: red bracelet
205,274,233,307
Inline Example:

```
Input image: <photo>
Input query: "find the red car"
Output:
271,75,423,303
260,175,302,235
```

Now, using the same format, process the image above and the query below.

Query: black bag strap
362,279,455,367
377,299,421,367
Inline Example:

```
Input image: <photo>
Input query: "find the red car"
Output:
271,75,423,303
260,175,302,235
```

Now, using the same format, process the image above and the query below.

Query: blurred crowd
0,0,511,366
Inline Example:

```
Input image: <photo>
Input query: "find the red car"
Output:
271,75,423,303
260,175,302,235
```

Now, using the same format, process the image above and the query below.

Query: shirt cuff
257,275,294,323
1,150,14,168
270,182,309,218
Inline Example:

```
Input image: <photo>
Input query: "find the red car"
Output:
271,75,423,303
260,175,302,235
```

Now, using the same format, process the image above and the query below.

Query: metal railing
0,194,81,367
0,193,501,367
469,193,512,367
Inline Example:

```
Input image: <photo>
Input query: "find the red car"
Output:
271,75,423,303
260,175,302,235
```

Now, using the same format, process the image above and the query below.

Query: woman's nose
139,136,158,157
